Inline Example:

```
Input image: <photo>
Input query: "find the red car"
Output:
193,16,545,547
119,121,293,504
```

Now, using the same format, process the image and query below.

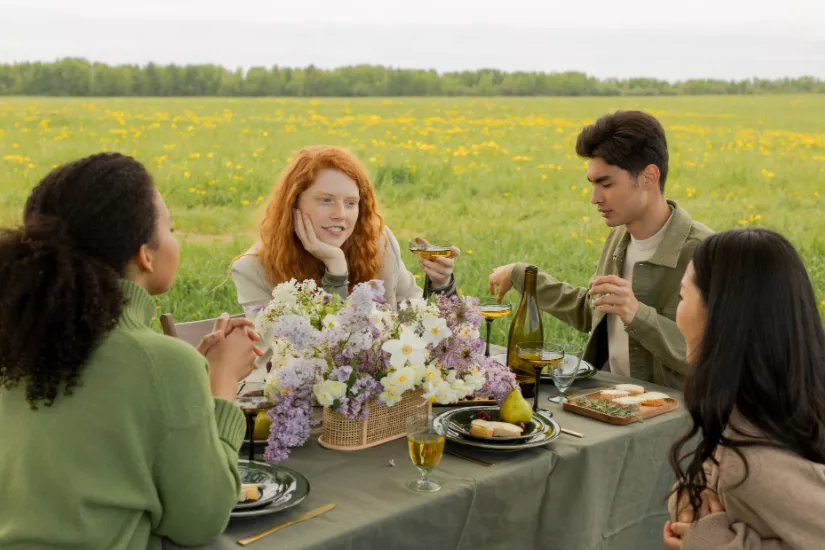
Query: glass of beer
478,298,512,357
406,413,445,493
516,342,565,411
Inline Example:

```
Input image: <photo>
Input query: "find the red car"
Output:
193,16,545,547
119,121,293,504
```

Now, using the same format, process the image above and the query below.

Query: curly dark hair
575,110,669,192
0,152,158,408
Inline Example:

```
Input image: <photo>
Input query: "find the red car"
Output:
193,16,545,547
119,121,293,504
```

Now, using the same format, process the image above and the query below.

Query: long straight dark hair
670,228,825,511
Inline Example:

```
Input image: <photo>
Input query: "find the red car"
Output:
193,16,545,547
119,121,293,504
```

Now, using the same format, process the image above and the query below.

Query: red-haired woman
231,145,460,381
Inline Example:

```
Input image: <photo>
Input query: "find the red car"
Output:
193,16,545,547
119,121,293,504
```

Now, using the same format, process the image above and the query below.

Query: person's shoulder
102,327,209,403
688,219,713,241
125,328,206,373
674,204,712,241
232,244,264,274
719,419,825,495
380,224,399,255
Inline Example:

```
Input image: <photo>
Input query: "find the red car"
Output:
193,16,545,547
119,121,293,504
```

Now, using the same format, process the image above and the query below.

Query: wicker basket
318,388,430,451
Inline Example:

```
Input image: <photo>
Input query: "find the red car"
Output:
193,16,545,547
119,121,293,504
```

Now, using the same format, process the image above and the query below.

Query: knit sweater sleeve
682,445,825,550
146,336,246,546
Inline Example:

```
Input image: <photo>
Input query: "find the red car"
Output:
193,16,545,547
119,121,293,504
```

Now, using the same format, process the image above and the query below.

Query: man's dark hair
576,110,669,192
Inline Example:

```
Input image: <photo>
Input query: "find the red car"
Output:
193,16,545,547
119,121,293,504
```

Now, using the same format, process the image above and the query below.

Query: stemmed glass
406,413,445,493
547,344,584,404
478,298,512,357
408,237,453,265
516,342,565,411
236,394,273,463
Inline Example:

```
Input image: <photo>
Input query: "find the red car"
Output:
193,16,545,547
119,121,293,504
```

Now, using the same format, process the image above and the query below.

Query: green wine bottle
506,265,544,396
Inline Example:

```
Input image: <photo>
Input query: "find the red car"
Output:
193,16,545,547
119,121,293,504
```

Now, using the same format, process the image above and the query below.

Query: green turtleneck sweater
0,280,246,549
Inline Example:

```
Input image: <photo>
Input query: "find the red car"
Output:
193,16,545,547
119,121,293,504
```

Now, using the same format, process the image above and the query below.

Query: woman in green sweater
0,153,261,549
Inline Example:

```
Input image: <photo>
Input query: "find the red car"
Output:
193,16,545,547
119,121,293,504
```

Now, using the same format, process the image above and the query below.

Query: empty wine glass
547,344,584,404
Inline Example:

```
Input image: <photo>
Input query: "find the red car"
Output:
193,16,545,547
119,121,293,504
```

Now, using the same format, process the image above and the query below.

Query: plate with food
434,407,559,451
230,461,310,519
446,409,537,442
433,389,560,451
563,384,678,425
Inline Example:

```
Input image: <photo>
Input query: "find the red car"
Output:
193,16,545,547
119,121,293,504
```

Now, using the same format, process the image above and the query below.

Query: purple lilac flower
436,295,482,331
345,329,375,353
277,357,324,389
331,365,353,382
264,391,312,463
272,315,319,351
434,334,481,373
320,327,348,349
336,377,381,420
476,356,517,404
366,280,387,305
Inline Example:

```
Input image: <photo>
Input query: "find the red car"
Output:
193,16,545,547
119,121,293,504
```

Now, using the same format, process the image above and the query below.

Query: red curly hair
257,145,385,288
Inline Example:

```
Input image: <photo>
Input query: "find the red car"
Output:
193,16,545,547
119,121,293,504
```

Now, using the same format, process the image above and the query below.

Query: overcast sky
2,0,823,80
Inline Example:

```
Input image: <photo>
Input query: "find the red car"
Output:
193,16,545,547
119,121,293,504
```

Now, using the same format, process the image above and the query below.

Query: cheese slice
239,484,261,503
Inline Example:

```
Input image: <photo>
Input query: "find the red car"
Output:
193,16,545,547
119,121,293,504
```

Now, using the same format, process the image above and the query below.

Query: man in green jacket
489,110,711,389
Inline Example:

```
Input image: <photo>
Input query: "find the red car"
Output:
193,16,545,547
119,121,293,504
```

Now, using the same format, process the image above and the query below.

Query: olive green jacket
511,200,712,390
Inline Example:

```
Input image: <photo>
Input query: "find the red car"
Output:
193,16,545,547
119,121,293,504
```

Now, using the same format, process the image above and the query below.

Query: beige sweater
231,226,433,389
669,416,825,549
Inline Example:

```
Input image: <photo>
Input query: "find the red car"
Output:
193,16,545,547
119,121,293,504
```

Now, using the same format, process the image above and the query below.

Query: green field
2,96,824,345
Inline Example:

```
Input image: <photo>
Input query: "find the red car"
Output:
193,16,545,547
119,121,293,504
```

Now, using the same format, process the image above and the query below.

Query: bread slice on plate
638,392,669,407
470,419,495,438
238,484,262,503
614,384,645,396
470,419,523,437
600,389,630,401
613,396,643,409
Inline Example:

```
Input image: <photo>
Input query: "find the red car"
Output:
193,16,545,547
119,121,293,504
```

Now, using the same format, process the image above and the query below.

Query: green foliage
1,59,823,97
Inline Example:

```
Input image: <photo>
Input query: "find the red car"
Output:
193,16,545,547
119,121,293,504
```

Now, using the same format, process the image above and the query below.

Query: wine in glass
406,414,445,493
548,344,584,404
408,237,453,261
516,342,564,411
478,298,512,357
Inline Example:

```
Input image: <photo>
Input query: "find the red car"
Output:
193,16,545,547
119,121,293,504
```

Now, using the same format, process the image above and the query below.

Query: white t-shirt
607,212,673,376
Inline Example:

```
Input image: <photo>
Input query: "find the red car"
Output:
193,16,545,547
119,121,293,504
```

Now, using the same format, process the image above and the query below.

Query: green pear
499,389,533,424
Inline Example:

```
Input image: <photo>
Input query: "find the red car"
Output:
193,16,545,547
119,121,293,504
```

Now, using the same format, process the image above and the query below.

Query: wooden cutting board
562,388,678,425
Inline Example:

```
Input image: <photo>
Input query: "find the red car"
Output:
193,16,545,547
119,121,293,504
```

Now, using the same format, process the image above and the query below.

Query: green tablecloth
166,364,688,550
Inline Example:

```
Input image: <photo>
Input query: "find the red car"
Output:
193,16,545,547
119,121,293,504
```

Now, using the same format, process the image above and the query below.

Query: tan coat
669,415,825,549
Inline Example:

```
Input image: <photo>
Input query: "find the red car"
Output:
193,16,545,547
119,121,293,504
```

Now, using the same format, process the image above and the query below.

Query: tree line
1,58,822,97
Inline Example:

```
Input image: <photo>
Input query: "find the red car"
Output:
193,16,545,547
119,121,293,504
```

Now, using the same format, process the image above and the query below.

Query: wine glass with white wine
408,238,453,264
516,342,565,411
478,298,512,357
406,413,445,493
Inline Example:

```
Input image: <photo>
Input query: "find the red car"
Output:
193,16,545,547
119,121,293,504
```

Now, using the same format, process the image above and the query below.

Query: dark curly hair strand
0,153,158,408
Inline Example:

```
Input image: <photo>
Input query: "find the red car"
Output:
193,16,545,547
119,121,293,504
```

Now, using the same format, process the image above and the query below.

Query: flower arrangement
255,278,516,462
